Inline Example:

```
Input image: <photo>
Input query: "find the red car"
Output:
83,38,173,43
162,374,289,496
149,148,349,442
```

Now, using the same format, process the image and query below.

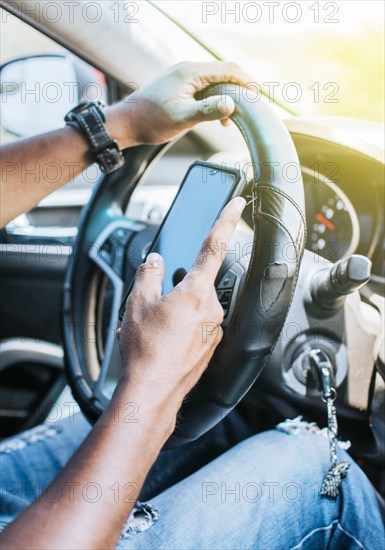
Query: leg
0,412,91,529
0,409,251,529
116,428,385,550
140,408,253,500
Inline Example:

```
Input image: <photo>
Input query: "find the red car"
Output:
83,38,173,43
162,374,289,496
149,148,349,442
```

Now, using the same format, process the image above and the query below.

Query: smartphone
120,161,245,315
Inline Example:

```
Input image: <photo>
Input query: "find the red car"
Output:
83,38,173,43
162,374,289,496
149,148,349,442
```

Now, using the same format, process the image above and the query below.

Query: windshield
155,0,384,123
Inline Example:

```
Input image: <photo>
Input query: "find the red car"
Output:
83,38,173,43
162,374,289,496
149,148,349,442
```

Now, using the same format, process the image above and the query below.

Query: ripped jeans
1,412,384,549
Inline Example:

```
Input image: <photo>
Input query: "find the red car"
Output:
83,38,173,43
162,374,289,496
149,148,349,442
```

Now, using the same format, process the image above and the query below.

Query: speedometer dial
302,168,360,262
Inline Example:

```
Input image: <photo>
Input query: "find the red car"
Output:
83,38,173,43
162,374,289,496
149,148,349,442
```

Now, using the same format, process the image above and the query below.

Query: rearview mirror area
0,54,108,139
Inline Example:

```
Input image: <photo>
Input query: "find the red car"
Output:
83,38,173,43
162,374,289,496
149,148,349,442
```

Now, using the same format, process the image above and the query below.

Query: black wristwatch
64,100,125,174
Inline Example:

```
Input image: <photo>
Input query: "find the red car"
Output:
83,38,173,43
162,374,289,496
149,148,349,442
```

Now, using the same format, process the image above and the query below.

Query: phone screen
149,163,241,294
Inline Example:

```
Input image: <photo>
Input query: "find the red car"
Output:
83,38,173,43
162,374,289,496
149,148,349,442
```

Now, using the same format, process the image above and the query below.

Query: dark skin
0,61,249,549
0,61,250,226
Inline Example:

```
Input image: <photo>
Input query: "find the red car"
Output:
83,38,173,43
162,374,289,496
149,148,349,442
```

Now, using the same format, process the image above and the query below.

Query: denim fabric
1,413,384,549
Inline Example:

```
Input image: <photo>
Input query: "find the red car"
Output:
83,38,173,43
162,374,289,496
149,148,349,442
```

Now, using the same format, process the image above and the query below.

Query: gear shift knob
311,254,371,311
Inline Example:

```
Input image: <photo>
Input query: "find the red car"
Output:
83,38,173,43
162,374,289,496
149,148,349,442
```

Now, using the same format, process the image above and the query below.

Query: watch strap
65,101,124,174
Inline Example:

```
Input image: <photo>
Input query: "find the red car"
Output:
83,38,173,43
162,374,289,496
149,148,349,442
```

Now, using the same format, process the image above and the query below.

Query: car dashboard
5,116,384,290
286,117,385,289
3,115,384,353
128,116,385,291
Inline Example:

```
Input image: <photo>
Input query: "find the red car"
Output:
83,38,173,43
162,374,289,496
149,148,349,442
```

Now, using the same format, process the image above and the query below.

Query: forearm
0,103,138,227
0,378,180,550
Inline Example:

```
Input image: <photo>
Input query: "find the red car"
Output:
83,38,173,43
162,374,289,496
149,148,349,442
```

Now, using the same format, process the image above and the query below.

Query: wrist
111,373,181,441
105,102,140,150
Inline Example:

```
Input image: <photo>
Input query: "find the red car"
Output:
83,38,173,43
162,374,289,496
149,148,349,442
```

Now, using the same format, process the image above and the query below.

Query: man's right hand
118,196,246,411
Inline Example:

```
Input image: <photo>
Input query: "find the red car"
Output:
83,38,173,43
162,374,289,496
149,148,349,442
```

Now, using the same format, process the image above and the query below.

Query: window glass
0,9,108,144
158,0,384,123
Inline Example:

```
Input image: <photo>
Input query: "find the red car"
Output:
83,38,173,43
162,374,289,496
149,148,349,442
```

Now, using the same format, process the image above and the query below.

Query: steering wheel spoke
93,332,121,404
87,218,146,401
88,218,145,282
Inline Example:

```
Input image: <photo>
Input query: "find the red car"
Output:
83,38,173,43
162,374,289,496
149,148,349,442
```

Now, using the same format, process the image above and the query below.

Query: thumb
134,252,165,300
193,95,235,123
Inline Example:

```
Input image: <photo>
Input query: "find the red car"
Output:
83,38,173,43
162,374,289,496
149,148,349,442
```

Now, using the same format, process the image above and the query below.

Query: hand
118,196,246,410
117,61,251,146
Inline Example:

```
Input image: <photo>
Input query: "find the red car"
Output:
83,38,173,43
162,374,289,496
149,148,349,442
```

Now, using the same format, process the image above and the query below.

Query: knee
235,426,334,484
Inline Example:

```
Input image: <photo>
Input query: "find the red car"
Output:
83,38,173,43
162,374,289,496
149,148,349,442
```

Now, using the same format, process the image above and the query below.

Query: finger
220,118,231,127
190,61,252,89
189,197,246,286
133,252,164,301
212,288,225,324
192,95,235,123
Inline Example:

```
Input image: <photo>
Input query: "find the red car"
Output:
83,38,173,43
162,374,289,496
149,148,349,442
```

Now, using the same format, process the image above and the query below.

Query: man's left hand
108,61,251,147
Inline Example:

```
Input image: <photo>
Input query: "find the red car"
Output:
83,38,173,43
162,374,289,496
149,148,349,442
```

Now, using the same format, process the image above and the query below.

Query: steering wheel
63,84,306,446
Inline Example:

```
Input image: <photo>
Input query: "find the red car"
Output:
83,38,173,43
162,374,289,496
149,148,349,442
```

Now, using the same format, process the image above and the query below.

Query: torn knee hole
120,501,159,538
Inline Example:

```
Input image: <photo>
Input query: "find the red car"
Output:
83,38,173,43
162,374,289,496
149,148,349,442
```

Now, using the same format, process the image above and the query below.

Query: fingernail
233,196,246,212
217,100,229,115
146,252,161,265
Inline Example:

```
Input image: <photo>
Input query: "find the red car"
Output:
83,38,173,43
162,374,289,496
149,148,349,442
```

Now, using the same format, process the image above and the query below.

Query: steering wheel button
218,271,237,289
219,290,233,313
221,290,232,303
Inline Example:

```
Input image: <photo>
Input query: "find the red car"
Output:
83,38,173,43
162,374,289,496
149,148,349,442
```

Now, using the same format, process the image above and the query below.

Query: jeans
1,412,384,549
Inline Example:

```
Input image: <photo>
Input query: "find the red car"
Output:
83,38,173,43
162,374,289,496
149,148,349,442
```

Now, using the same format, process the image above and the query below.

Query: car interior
0,0,384,499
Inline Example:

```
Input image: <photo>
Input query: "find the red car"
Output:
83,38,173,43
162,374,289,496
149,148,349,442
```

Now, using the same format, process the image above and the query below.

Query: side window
0,8,108,144
0,8,110,234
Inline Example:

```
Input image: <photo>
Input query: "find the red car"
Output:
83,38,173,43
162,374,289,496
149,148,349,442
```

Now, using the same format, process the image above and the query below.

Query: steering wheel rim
63,84,306,446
